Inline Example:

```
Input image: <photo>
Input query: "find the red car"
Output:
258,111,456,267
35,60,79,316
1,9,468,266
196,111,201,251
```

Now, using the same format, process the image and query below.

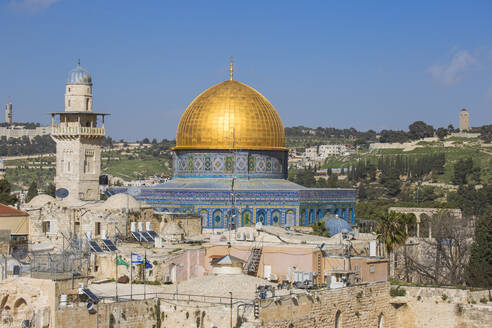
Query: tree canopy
0,179,17,205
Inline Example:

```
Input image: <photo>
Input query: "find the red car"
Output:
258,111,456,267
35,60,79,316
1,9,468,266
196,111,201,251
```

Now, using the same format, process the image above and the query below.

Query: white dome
103,193,141,210
27,194,56,208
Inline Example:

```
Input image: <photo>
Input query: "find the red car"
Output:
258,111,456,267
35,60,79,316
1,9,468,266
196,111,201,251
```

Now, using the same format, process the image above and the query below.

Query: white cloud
9,0,61,12
427,50,477,86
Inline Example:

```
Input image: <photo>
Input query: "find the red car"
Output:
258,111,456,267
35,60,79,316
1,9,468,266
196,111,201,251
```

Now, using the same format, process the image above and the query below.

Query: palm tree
376,211,409,278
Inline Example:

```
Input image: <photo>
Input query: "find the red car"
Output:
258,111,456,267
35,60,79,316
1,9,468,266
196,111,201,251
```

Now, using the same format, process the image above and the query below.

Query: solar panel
89,240,104,253
82,288,100,303
132,231,146,242
148,230,159,239
101,239,118,251
141,232,154,242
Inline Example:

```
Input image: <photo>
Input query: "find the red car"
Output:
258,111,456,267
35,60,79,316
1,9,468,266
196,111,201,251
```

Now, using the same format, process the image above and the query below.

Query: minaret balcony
51,126,106,137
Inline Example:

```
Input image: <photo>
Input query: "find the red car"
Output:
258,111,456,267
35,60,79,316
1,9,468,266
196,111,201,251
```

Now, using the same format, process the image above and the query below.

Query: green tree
380,168,401,197
0,179,17,205
376,211,409,276
26,181,38,203
453,157,473,185
436,127,448,140
465,207,492,289
408,121,434,140
45,183,56,197
312,220,330,237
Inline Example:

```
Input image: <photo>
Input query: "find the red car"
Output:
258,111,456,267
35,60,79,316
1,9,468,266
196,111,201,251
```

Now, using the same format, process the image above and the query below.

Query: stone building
50,60,109,201
459,108,470,131
23,193,143,250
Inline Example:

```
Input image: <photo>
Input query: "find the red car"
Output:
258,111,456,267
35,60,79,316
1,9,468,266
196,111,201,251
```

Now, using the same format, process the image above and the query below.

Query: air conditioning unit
246,231,255,241
236,231,245,241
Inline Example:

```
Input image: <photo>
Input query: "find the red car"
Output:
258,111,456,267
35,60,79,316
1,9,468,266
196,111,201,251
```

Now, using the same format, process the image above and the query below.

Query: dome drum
173,149,288,179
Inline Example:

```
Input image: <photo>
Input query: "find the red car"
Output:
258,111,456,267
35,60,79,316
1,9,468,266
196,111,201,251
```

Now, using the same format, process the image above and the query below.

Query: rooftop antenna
77,59,81,66
229,57,234,81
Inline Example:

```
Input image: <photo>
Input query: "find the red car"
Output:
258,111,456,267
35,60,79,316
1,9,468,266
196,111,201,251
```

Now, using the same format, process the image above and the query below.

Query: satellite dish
55,188,69,199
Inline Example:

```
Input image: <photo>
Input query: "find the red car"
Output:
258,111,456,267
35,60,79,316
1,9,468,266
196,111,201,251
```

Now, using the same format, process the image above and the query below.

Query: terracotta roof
0,203,28,216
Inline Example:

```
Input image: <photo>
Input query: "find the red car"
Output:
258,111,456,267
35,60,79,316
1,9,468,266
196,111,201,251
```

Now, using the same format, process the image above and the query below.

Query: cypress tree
466,207,492,289
26,181,38,203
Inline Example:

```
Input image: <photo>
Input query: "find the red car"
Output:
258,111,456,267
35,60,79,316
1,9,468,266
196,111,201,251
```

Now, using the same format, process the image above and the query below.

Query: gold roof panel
175,79,286,150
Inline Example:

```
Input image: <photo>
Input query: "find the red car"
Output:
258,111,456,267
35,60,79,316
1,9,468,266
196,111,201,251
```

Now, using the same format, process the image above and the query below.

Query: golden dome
175,79,286,150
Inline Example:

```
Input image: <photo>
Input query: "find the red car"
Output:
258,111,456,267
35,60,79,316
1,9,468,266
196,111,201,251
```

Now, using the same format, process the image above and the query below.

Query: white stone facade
51,62,106,201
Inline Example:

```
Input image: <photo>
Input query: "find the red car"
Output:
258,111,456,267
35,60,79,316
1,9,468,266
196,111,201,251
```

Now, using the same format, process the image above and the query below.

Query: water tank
101,230,107,240
145,222,151,231
60,294,67,307
369,240,377,257
130,222,136,232
137,222,143,232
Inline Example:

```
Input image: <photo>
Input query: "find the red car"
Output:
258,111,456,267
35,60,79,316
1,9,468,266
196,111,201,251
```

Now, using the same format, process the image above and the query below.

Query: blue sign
55,188,69,199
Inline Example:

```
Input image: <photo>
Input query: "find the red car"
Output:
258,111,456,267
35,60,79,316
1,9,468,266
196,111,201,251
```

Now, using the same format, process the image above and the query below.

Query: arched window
86,98,90,110
200,210,208,227
227,209,238,229
242,210,252,227
271,210,281,226
256,209,266,224
286,210,295,227
335,310,341,328
213,209,223,228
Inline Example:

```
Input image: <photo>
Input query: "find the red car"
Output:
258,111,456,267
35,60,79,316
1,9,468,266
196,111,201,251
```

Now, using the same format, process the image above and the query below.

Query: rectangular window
95,222,101,236
369,264,375,273
42,221,50,233
84,150,95,174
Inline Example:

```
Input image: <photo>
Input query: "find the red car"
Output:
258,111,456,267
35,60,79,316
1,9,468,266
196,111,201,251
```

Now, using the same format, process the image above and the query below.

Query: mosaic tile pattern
174,150,287,178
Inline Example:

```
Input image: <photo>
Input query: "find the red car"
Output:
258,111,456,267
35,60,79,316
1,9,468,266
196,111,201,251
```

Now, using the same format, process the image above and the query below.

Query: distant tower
0,160,5,180
5,102,12,124
459,109,470,131
50,60,109,201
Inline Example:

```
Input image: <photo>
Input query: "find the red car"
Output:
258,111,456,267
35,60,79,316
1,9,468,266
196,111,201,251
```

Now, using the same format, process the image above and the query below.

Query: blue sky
1,1,491,140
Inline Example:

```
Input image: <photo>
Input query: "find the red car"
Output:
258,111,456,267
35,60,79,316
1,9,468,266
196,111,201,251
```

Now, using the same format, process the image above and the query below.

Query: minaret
50,60,109,201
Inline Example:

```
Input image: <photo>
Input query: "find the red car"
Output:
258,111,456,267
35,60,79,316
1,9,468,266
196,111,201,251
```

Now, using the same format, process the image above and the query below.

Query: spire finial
77,59,81,66
229,57,234,81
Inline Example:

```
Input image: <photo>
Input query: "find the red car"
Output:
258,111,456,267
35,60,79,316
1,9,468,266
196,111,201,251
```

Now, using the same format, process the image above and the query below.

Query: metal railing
100,292,253,305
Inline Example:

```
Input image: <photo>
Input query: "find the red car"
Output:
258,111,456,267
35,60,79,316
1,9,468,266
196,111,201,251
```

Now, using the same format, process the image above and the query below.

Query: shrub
480,297,488,304
441,294,448,301
390,287,406,297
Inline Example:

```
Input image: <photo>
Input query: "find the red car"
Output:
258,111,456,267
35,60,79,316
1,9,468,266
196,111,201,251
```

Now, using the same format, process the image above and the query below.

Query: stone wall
391,285,492,328
56,299,157,328
258,282,395,328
